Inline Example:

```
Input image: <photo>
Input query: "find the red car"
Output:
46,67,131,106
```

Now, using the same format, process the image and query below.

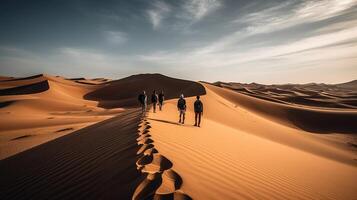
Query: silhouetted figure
158,90,165,111
194,95,203,127
177,94,186,124
138,91,147,113
151,90,158,113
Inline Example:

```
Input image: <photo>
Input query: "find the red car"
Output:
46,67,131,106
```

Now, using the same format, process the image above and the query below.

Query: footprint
173,191,193,200
143,147,158,156
154,192,192,200
137,134,151,142
138,138,154,145
134,118,191,200
137,154,153,168
132,173,162,200
139,120,149,126
155,169,182,195
138,125,151,133
137,144,154,155
139,129,150,136
141,154,173,174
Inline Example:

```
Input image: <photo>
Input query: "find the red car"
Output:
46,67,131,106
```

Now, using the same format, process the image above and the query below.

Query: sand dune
207,83,357,134
85,73,205,108
0,74,121,159
147,83,357,199
213,81,357,109
133,119,191,199
1,73,356,199
0,109,144,199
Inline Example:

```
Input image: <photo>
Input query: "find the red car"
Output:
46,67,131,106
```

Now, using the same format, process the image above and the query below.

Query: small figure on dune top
194,95,203,127
151,90,158,113
177,94,186,124
138,90,147,113
158,90,165,111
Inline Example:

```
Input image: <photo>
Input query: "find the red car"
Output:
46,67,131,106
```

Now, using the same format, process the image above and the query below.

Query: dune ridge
213,81,357,109
0,74,121,159
84,73,206,108
0,109,145,200
1,73,356,199
133,113,192,200
147,83,357,200
208,83,357,134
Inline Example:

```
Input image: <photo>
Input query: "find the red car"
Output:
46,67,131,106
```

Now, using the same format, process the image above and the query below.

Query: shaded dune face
0,74,118,159
0,109,144,200
0,80,50,96
208,83,357,134
213,81,357,109
84,74,206,108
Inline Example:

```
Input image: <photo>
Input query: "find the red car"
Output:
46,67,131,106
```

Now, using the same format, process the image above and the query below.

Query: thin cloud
182,0,221,21
147,0,171,29
104,31,127,45
237,0,357,35
194,0,357,55
1,0,357,83
139,24,357,70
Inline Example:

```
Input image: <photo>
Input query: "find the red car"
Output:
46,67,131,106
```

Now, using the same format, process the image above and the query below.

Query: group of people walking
138,90,164,113
138,91,204,127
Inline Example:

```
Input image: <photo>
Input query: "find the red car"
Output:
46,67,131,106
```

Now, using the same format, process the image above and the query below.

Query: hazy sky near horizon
1,0,357,83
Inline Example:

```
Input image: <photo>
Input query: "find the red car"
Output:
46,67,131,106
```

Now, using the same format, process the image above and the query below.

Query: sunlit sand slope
147,83,357,200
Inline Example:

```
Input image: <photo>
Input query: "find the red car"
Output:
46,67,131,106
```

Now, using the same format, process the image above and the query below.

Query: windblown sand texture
147,82,357,199
0,73,356,199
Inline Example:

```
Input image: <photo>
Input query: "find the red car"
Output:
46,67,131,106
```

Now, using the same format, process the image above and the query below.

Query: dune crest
133,116,191,200
1,73,356,199
147,82,357,200
0,74,121,159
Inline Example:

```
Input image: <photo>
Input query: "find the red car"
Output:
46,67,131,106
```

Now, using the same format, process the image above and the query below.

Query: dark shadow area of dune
0,100,16,108
212,80,357,109
0,108,145,200
286,109,357,134
0,80,50,96
207,83,357,134
0,74,44,82
84,73,206,109
67,77,86,81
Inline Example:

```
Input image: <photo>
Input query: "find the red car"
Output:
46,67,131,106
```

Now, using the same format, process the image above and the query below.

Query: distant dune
210,82,357,134
0,74,120,159
85,73,206,108
212,81,357,109
0,74,356,199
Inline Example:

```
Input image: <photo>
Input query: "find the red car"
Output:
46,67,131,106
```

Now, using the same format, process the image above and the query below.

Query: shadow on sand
148,118,182,126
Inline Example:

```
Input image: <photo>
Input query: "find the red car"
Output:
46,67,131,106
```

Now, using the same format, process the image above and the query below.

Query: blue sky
0,0,357,83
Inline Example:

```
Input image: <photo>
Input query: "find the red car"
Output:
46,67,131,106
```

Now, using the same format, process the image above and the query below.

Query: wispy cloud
182,0,221,22
193,0,357,55
1,0,357,83
236,0,357,35
147,0,171,29
58,47,106,62
139,21,357,73
104,31,127,45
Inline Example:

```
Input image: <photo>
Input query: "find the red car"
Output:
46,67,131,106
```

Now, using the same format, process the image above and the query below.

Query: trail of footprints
133,117,192,200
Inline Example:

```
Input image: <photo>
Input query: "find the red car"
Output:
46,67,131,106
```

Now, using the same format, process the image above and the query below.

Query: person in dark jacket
194,95,203,127
177,94,186,124
151,90,158,113
138,90,147,113
158,90,165,111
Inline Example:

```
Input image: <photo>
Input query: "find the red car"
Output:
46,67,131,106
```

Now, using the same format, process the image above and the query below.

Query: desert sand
0,74,356,199
146,83,357,199
0,74,120,159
